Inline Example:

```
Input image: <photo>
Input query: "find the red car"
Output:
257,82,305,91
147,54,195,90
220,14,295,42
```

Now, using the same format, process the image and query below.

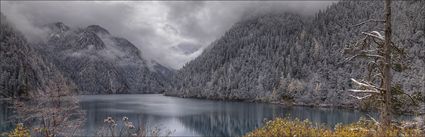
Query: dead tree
344,0,403,130
14,75,85,136
382,0,393,129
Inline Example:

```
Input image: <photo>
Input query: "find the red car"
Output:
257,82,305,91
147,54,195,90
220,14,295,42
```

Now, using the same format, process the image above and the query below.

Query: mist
0,1,335,69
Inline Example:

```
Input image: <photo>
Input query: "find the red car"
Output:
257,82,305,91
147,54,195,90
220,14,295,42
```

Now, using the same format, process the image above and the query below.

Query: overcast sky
1,1,334,69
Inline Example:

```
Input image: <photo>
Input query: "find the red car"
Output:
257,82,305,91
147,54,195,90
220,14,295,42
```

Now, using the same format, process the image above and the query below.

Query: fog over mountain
0,1,334,69
1,1,425,136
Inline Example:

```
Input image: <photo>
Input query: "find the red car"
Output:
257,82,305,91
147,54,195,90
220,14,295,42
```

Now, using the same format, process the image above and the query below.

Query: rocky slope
35,22,172,94
165,1,425,109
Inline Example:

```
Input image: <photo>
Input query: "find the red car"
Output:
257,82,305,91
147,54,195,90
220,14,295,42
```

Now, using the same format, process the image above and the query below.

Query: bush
7,123,30,137
96,116,174,137
245,117,424,137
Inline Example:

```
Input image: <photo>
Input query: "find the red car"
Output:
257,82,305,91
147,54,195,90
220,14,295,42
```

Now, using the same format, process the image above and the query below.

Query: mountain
165,1,425,109
171,42,201,55
148,60,175,83
35,23,172,94
0,13,75,98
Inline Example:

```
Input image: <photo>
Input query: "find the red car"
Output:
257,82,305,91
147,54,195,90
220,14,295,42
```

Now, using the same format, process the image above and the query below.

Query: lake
0,94,383,136
78,94,376,136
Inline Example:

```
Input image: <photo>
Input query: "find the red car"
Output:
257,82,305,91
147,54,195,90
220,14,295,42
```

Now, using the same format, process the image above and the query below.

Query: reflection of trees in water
82,100,170,136
0,101,14,132
178,113,254,136
177,105,370,136
177,102,276,137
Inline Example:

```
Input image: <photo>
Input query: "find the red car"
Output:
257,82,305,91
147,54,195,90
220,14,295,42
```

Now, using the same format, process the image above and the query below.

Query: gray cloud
0,1,334,69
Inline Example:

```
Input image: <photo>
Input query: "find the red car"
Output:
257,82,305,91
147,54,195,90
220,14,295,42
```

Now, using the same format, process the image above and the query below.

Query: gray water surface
79,94,374,136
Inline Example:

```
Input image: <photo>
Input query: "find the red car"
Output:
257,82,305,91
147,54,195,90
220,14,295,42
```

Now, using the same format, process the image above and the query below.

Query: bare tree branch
351,78,378,89
352,19,385,27
367,114,381,127
343,53,384,65
372,37,384,46
373,73,384,79
363,50,379,53
350,78,386,93
402,92,418,106
371,31,384,39
344,54,362,62
363,54,384,59
349,89,380,94
362,32,384,40
349,94,373,100
390,42,405,55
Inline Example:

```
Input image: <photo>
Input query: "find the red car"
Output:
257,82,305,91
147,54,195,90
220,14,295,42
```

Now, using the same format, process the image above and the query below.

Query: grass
245,117,424,137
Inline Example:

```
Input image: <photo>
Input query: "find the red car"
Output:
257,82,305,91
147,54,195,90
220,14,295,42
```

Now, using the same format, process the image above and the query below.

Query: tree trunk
381,0,393,129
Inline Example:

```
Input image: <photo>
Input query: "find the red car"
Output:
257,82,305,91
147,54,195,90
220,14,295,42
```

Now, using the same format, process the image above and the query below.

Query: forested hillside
34,23,173,94
0,13,75,98
1,13,84,134
166,1,425,109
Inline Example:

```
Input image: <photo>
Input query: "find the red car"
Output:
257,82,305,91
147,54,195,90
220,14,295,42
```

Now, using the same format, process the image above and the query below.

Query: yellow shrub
245,117,423,137
8,123,30,137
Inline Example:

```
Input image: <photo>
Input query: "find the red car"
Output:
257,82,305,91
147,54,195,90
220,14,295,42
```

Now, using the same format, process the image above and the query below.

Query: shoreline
163,93,424,117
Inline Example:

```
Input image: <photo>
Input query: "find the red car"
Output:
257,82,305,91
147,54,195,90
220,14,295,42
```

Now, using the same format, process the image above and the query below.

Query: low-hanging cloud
1,1,334,69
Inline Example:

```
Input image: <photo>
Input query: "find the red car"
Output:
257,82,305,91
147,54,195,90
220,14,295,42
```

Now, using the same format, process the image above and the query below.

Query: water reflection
79,94,375,136
0,100,15,132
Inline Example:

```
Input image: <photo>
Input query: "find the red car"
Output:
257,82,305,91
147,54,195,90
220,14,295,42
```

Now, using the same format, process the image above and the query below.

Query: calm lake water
78,94,376,136
1,94,385,136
